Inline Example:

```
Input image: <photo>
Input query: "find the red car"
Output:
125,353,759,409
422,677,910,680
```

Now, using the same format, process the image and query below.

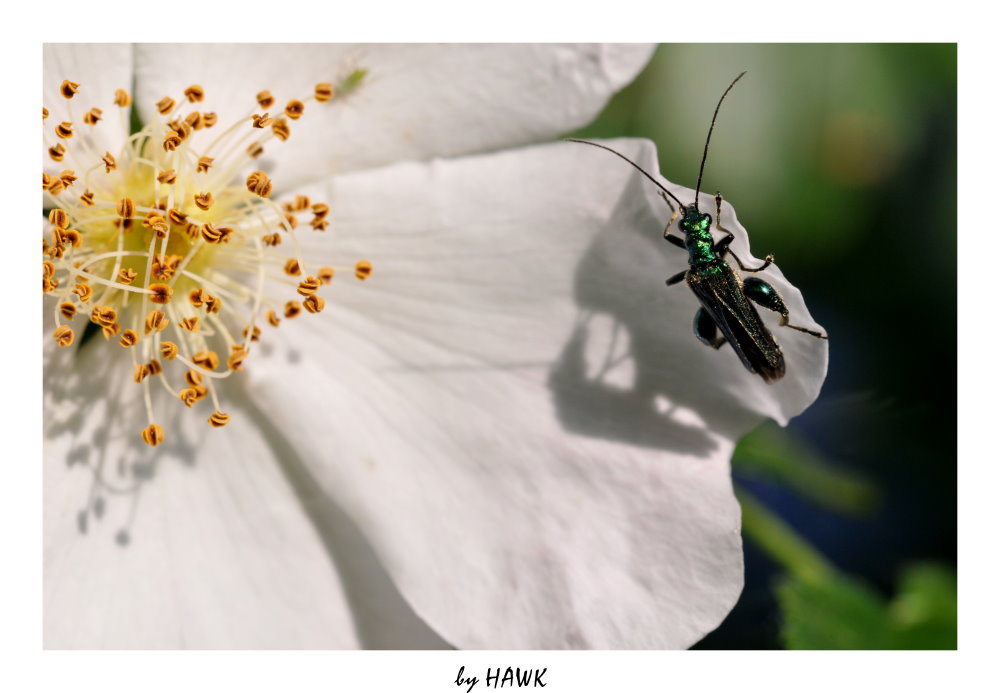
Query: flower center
43,73,372,447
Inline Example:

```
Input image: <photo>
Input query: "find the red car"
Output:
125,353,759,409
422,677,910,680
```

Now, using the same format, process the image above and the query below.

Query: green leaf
887,564,957,649
778,572,889,649
734,422,879,516
737,489,833,583
778,563,956,649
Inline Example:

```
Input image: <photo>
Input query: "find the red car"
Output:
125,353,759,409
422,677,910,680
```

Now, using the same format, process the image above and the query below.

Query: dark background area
572,44,956,649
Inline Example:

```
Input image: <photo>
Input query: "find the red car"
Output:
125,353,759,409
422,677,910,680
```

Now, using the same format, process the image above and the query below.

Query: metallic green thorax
680,209,716,265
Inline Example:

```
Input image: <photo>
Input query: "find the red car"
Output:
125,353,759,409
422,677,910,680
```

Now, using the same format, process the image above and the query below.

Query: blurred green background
572,44,957,649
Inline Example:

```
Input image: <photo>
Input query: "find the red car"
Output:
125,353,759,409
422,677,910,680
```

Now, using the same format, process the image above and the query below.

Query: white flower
43,44,827,649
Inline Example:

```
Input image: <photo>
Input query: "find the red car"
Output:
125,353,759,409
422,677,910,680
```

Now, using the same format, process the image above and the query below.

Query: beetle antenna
565,138,685,209
694,71,746,212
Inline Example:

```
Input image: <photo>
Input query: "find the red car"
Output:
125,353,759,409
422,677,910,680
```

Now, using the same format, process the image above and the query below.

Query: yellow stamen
156,96,175,115
141,424,164,447
208,410,231,428
285,100,304,120
256,90,274,108
119,329,139,347
184,84,205,103
53,325,74,347
43,72,373,454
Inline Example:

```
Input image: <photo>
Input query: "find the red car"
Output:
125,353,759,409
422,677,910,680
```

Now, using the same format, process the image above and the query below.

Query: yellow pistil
43,69,373,447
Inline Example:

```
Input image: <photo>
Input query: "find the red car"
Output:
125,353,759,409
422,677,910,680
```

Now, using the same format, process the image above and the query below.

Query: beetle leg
665,234,686,250
658,190,684,245
743,277,828,339
714,192,774,272
665,269,687,286
694,308,727,349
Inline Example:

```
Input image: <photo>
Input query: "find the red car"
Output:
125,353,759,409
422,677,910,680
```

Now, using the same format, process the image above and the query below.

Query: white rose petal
247,137,825,648
132,43,656,190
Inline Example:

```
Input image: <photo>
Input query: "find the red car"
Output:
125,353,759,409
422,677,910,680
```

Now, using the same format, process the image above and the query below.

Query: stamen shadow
45,336,200,542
